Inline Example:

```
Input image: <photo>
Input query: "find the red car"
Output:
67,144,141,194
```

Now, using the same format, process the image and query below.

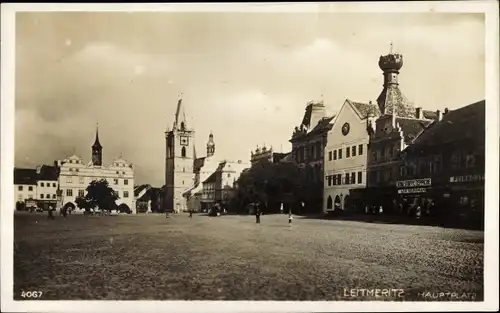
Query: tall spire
92,123,102,149
91,122,103,166
173,93,187,130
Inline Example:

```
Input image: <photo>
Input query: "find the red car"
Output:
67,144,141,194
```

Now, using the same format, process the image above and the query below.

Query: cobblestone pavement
13,212,483,300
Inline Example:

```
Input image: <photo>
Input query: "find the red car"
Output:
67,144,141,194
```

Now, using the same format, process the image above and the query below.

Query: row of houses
14,127,136,213
256,49,484,223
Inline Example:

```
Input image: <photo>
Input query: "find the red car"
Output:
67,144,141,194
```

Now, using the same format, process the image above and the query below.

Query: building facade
57,128,135,213
365,50,440,211
164,97,196,213
323,99,379,214
398,100,485,227
35,165,59,210
13,168,37,210
290,100,334,212
250,146,289,166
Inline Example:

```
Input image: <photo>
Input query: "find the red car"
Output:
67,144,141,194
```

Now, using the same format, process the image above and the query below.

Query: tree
75,196,93,213
78,179,119,214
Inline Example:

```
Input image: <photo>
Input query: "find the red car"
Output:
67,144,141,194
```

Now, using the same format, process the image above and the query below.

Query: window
332,175,337,185
41,182,45,187
124,179,129,185
352,146,356,157
333,150,337,160
337,174,341,185
124,191,129,198
400,166,407,177
52,194,56,199
66,176,72,183
372,152,377,163
28,186,33,191
351,172,356,184
338,149,343,159
227,173,231,178
76,169,79,172
114,179,118,185
78,190,84,197
359,144,363,155
328,151,333,161
357,171,362,184
327,176,332,186
181,146,187,158
380,146,385,158
40,194,44,199
116,171,119,174
53,183,56,187
311,146,316,159
69,160,73,163
451,152,461,170
346,147,350,158
66,189,73,197
345,173,350,184
79,177,84,184
18,186,23,191
466,153,476,169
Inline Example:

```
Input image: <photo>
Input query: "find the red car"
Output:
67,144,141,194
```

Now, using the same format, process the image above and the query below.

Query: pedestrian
255,203,261,224
189,210,193,218
62,206,67,218
416,205,422,220
378,205,383,215
47,206,55,220
288,211,293,225
280,202,284,214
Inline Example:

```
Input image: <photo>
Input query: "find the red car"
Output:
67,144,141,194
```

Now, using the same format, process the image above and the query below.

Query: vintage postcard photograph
1,2,499,313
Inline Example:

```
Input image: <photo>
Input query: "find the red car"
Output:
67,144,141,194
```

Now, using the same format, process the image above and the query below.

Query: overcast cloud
15,12,485,186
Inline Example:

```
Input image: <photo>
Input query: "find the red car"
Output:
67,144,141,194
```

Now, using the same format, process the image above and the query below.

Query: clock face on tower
180,136,189,146
341,122,350,136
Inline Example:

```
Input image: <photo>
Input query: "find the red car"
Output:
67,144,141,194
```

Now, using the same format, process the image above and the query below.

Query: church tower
164,95,196,213
376,44,415,119
206,132,215,157
92,124,103,166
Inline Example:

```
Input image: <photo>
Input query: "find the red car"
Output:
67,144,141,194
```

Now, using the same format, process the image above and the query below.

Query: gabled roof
134,184,151,197
395,117,434,144
14,168,38,185
406,100,485,149
350,100,380,119
38,165,58,181
307,115,335,136
203,171,217,184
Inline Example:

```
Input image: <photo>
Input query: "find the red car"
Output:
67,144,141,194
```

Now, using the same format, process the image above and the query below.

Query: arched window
334,195,341,209
181,146,186,158
327,196,333,210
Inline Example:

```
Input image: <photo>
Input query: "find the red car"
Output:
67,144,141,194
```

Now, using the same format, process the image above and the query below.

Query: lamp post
56,185,63,211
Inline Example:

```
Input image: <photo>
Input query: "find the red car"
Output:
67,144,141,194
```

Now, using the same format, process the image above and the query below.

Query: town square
14,211,483,300
4,4,497,307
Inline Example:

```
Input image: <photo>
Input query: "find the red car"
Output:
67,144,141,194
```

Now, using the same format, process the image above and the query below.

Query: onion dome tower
376,43,415,118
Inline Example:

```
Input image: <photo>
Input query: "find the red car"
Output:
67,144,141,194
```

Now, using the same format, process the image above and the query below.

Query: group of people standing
254,202,295,225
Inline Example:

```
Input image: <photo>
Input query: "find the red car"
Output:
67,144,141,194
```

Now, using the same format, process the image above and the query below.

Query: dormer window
69,160,73,163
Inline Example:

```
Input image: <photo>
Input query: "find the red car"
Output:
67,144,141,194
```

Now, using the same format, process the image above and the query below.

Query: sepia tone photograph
1,2,499,312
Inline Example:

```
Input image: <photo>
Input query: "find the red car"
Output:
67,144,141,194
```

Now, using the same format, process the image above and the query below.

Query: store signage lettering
396,178,432,188
398,187,428,194
449,174,484,183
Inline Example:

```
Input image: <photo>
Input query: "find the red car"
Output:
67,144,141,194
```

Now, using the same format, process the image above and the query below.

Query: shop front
396,178,433,216
446,174,485,229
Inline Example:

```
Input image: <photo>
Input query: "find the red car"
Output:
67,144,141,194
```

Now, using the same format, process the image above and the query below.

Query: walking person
47,206,55,220
189,209,193,219
288,209,293,225
255,203,261,224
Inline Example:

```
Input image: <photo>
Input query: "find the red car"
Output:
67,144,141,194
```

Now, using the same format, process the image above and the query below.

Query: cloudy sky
15,11,485,186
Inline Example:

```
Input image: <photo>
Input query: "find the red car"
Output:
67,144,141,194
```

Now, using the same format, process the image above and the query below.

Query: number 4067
21,290,43,298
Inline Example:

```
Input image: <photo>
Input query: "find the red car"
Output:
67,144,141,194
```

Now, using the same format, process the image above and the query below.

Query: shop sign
449,174,484,183
396,178,432,188
398,187,429,194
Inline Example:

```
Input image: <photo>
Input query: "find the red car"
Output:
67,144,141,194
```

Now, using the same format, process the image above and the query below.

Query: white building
324,99,379,214
57,127,136,213
35,165,59,210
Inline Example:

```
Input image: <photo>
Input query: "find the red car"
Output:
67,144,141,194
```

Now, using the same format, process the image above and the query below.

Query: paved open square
14,213,483,301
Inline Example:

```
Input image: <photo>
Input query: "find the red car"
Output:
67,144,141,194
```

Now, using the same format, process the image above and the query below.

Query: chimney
309,101,326,129
444,108,449,114
415,107,423,119
36,165,42,174
436,110,443,121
